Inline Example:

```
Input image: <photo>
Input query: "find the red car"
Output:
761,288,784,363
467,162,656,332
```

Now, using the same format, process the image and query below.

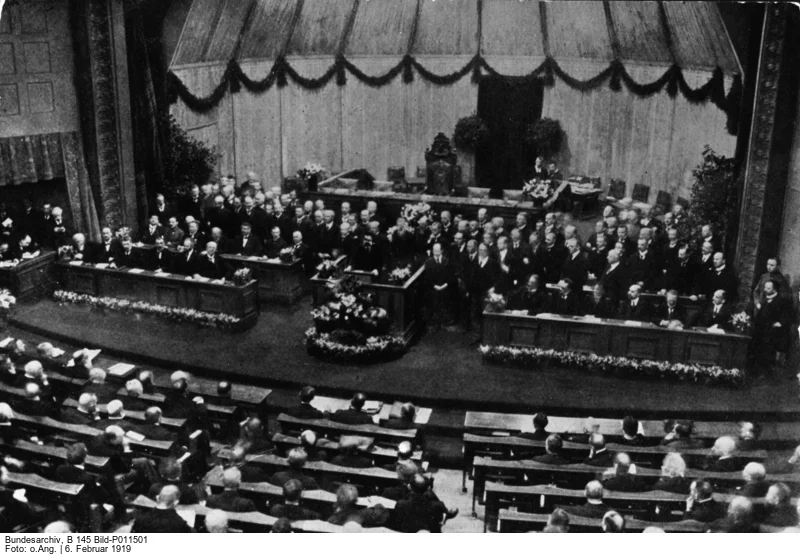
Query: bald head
222,467,242,491
287,448,308,470
205,509,228,533
158,484,181,508
585,480,604,501
106,399,124,418
742,462,766,483
24,360,43,378
727,496,754,522
712,436,737,458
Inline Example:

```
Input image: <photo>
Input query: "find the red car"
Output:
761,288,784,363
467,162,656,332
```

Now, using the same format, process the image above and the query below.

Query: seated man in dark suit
517,412,550,441
704,436,743,473
601,453,649,492
329,437,372,469
582,283,616,319
137,407,177,442
761,483,798,527
95,227,122,264
270,448,319,490
557,481,610,519
109,236,139,269
268,479,321,521
584,433,613,467
70,233,97,263
652,289,687,329
130,485,192,533
552,278,580,316
328,484,389,528
708,496,759,533
329,393,374,426
683,479,726,522
263,226,288,259
382,402,418,431
226,445,271,483
13,383,58,418
661,420,705,449
388,474,451,533
149,457,205,506
618,415,648,447
695,289,734,330
60,392,100,426
193,241,228,280
232,221,262,257
286,386,324,420
82,368,117,404
507,274,550,315
206,467,258,513
144,236,173,273
91,399,136,432
618,284,652,322
653,453,691,494
531,434,572,465
733,463,770,498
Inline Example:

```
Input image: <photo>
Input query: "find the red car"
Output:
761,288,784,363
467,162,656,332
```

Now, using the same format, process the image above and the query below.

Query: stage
10,299,800,421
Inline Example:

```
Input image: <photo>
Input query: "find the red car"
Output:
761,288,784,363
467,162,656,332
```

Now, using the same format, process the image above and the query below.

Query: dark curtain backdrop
476,77,544,196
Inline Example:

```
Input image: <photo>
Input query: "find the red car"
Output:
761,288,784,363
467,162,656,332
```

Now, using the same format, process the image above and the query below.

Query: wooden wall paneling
232,61,282,189
280,58,343,179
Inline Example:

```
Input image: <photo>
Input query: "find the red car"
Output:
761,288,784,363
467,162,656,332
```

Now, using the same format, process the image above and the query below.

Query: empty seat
632,184,650,203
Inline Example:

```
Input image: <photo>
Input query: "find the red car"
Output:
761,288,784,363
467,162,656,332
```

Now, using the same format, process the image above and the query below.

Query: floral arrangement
279,247,295,263
232,268,253,286
485,291,507,313
453,114,489,153
296,163,327,181
388,266,412,285
315,259,340,280
0,289,16,310
305,328,406,364
730,311,752,334
480,345,745,387
401,202,431,227
53,290,241,329
523,178,553,201
0,259,20,268
57,245,74,260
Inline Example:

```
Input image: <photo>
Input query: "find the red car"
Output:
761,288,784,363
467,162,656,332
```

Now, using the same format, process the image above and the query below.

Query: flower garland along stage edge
480,345,745,388
305,328,406,365
306,274,407,364
53,290,242,330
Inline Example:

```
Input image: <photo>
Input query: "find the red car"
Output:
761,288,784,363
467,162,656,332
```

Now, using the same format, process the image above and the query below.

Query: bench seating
11,411,174,456
0,439,109,473
62,398,186,431
278,414,418,445
497,508,707,533
130,495,395,533
5,471,83,500
203,466,396,513
271,432,424,465
215,449,400,493
114,388,238,418
471,456,800,512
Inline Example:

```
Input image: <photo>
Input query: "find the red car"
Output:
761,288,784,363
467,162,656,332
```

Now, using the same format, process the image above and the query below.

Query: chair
387,166,406,184
589,176,602,188
416,166,426,178
605,179,626,204
655,190,673,213
632,184,650,204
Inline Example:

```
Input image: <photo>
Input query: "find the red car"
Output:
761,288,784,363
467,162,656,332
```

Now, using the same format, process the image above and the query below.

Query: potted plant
453,114,489,188
524,118,564,161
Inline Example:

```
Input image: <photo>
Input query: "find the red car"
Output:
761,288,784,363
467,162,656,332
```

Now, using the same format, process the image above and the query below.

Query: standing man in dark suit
653,290,688,328
540,232,566,285
704,252,739,303
43,206,71,248
263,226,288,259
180,185,204,227
494,236,521,295
618,284,652,322
194,241,228,280
627,238,658,292
145,237,173,272
600,250,629,304
290,231,311,271
661,244,697,296
470,242,500,315
349,233,383,276
93,227,120,264
232,221,262,256
508,274,550,315
329,393,374,426
694,241,715,297
561,238,588,292
424,243,454,330
138,215,164,245
751,280,793,374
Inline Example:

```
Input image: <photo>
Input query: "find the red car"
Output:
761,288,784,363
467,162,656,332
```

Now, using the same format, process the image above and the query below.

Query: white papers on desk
69,260,84,266
583,315,601,322
706,326,726,335
266,258,281,263
247,256,260,261
21,252,34,260
127,268,145,274
157,272,171,277
194,276,210,282
177,509,196,528
2,218,12,227
107,362,135,377
0,337,13,348
73,348,101,364
362,400,382,413
125,430,145,442
94,263,109,269
51,348,65,357
623,320,643,327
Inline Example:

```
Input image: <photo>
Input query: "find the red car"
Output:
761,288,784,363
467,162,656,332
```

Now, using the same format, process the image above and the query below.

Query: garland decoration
305,328,406,365
480,345,744,388
53,290,241,329
168,55,741,133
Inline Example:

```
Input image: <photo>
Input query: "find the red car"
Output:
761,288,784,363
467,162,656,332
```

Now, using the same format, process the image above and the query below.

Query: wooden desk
0,251,56,302
278,414,418,445
0,439,109,473
6,471,83,500
271,432,423,464
482,311,750,370
309,255,348,305
221,254,306,304
57,261,259,329
497,509,707,533
343,265,425,344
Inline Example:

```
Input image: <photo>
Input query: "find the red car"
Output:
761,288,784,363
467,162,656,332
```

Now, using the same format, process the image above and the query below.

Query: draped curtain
0,131,101,241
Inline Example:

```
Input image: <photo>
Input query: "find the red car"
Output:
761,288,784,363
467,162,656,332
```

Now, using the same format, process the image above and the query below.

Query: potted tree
453,114,489,189
524,118,564,162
